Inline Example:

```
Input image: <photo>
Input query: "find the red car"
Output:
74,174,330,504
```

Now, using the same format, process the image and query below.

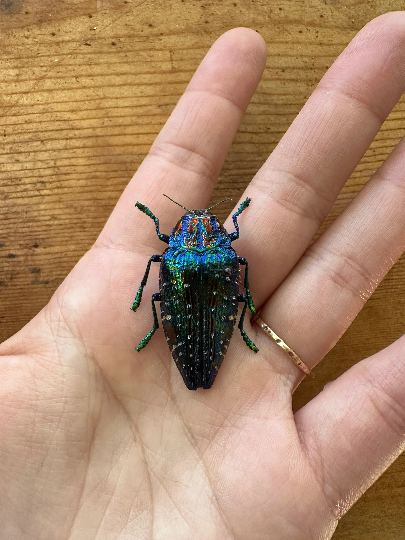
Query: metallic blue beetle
131,195,258,390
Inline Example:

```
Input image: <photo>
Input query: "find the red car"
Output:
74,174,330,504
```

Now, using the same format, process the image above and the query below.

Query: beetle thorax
169,213,230,250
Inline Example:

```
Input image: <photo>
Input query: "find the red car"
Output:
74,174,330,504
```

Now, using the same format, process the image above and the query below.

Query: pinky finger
294,336,405,517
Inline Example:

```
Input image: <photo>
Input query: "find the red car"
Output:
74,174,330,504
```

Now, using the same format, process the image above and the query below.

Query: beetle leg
131,254,162,311
135,202,170,244
238,294,259,353
136,293,162,351
238,257,256,314
229,197,251,242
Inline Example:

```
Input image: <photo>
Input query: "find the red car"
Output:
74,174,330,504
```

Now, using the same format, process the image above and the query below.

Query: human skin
1,12,405,540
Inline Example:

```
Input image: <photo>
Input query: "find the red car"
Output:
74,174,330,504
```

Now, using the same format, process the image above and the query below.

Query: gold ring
251,312,313,378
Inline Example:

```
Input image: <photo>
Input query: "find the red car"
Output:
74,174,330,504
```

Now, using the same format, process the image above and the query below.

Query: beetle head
163,195,233,251
170,213,230,250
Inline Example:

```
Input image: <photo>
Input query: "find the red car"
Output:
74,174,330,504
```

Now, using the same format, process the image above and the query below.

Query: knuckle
304,244,376,301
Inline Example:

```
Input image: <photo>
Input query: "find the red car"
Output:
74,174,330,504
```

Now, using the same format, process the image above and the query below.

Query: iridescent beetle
131,195,258,390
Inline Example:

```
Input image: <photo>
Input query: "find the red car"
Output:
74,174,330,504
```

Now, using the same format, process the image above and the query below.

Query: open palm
2,16,405,540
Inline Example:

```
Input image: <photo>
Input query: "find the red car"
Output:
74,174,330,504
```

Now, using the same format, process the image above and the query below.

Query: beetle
131,195,258,390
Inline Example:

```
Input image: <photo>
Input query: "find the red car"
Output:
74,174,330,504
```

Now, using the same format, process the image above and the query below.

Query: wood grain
1,0,405,537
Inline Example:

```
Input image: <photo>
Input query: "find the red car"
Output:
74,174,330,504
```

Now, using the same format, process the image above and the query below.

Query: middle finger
227,13,405,306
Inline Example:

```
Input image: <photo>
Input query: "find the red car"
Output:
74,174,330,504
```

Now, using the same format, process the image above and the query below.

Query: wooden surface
1,0,405,537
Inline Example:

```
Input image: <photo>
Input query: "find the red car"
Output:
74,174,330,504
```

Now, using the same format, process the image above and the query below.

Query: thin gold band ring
251,311,313,378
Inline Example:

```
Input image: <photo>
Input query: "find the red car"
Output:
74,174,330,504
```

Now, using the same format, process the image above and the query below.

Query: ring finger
257,127,405,383
252,14,405,383
225,13,405,307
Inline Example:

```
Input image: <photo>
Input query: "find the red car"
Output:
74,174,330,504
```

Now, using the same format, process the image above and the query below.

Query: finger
97,28,267,252
294,334,405,518
253,123,405,382
225,13,405,304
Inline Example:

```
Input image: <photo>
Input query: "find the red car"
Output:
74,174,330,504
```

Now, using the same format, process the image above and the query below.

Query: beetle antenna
163,194,194,214
206,198,233,212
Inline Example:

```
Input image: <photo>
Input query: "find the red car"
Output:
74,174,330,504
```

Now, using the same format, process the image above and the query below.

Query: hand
2,15,405,539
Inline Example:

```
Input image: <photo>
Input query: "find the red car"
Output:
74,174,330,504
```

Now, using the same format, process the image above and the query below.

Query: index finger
97,28,267,253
